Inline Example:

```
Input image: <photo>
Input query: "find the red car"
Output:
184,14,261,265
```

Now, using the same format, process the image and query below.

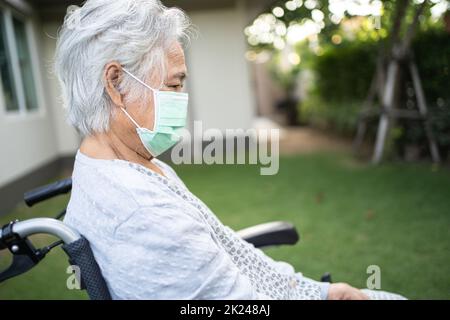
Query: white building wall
40,22,80,155
0,15,58,187
0,113,58,186
186,5,256,131
0,16,80,187
0,1,258,187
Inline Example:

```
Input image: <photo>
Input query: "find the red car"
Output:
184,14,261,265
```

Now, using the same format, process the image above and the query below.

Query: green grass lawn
1,152,449,299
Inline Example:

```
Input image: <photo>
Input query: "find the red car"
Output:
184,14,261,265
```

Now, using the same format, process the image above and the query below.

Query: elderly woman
56,0,404,300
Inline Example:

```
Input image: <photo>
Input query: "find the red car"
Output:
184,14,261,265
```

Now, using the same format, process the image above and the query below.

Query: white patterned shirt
65,150,403,300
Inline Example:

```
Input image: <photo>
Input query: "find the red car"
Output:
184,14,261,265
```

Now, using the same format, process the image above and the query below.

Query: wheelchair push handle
0,218,111,299
24,178,72,207
0,218,81,283
0,218,81,244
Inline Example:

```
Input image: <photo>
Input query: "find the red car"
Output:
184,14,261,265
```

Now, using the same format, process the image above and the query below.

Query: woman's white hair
54,0,192,136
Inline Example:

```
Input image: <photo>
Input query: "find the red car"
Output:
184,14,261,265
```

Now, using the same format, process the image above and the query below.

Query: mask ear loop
121,67,159,132
122,68,157,92
120,107,141,129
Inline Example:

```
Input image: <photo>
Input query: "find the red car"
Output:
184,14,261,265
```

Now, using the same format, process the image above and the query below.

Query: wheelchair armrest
236,221,299,249
24,178,72,207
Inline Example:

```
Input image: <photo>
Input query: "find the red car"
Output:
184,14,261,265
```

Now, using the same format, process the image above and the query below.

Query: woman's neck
79,131,166,177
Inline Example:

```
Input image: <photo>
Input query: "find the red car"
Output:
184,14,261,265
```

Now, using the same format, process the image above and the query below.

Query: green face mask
120,68,189,157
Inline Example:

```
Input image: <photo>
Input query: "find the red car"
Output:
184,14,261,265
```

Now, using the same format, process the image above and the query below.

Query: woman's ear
103,61,124,107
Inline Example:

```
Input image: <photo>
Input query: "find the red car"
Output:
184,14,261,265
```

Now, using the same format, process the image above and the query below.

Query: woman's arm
110,206,269,299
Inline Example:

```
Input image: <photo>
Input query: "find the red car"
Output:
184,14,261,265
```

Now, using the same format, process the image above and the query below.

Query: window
13,16,38,111
0,7,39,114
0,11,18,111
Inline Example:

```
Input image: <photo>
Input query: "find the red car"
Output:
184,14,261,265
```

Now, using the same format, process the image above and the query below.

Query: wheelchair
0,178,331,300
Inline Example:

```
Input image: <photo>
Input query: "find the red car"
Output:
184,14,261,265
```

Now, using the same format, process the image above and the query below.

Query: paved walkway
279,126,354,155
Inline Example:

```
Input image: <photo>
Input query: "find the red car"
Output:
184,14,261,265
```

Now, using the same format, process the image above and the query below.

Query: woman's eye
168,84,183,90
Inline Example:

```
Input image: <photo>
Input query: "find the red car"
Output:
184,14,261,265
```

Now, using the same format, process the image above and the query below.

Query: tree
245,0,449,161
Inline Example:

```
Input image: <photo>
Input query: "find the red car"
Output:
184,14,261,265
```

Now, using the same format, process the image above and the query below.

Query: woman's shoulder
69,151,185,221
153,157,184,183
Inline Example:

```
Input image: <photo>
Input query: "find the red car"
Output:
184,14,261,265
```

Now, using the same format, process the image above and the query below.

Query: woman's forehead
166,42,187,77
167,42,185,62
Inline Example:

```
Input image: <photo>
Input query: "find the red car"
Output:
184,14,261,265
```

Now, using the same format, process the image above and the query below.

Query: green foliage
404,28,450,156
313,40,378,102
415,28,450,106
301,95,361,134
301,40,378,134
268,51,302,93
385,28,450,159
303,28,450,159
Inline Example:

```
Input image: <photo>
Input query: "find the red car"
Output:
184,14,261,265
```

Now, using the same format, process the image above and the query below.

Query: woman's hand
327,283,370,300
